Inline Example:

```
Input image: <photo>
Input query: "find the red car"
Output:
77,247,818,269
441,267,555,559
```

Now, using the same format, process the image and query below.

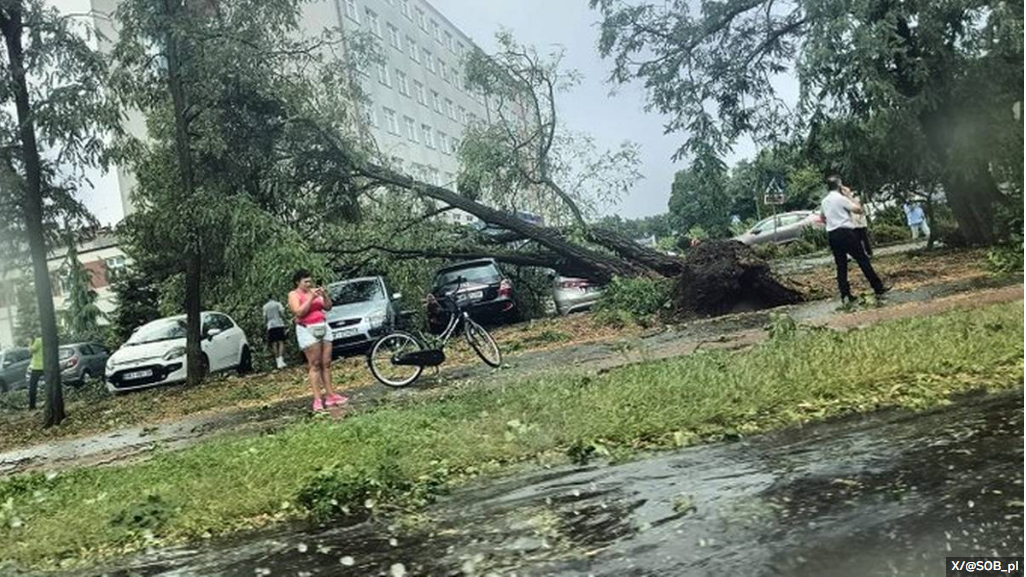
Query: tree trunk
360,164,652,283
920,109,1006,245
162,0,203,386
940,165,1004,246
1,4,65,427
585,227,684,276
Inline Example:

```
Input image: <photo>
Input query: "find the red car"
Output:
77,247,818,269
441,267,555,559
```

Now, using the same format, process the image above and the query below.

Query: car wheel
237,346,252,375
76,370,92,388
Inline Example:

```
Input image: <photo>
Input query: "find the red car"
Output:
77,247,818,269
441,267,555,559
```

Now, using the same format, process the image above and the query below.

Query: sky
431,0,694,219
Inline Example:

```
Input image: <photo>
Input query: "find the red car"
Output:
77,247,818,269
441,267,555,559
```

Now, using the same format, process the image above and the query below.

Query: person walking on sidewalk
903,201,931,240
822,175,889,304
288,269,347,412
27,335,43,410
263,295,288,369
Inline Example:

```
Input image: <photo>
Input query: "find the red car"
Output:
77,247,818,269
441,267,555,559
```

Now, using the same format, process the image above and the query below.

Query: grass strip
0,301,1022,570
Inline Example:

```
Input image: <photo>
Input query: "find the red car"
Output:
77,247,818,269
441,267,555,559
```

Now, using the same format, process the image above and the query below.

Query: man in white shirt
822,175,888,303
263,296,288,369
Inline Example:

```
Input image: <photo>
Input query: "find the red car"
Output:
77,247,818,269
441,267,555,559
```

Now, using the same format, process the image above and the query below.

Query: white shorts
296,322,333,351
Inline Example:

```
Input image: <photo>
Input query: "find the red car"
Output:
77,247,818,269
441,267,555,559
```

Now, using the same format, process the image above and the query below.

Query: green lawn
1,301,1022,571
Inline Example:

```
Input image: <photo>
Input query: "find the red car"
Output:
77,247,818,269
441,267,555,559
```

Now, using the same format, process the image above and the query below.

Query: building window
424,50,435,72
376,62,391,87
404,116,417,142
387,24,401,50
438,131,449,154
458,105,467,124
415,7,426,30
383,107,399,134
414,80,426,105
362,101,378,127
421,124,435,148
439,60,449,83
445,98,455,119
407,38,419,62
428,166,440,186
344,0,359,23
430,90,441,112
430,19,441,42
445,31,455,53
450,135,460,154
457,41,465,58
399,0,410,19
365,9,381,37
396,70,410,96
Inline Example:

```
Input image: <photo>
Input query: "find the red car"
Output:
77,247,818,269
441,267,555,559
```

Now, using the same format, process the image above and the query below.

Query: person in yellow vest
28,335,43,410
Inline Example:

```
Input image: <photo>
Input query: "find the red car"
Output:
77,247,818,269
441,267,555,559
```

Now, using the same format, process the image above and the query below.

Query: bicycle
367,278,502,387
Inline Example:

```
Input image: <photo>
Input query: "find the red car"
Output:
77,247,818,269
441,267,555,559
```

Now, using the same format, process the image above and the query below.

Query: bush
870,223,909,245
594,276,671,326
801,225,830,250
986,243,1024,275
751,242,781,260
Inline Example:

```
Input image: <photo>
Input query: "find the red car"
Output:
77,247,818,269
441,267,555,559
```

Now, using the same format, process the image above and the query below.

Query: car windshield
436,263,500,288
127,318,187,345
330,280,384,305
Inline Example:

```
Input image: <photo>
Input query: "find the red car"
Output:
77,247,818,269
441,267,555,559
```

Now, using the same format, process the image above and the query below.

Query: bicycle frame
432,306,467,348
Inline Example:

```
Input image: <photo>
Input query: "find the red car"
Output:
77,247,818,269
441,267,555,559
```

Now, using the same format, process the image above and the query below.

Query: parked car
552,276,604,315
0,347,31,392
326,276,403,356
733,210,824,246
427,259,517,333
105,311,251,393
25,342,110,388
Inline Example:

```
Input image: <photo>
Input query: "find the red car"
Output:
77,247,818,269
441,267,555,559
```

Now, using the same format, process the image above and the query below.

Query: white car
105,312,251,393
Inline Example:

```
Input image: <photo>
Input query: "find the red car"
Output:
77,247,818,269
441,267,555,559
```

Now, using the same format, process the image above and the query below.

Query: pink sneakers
312,398,325,412
325,393,349,408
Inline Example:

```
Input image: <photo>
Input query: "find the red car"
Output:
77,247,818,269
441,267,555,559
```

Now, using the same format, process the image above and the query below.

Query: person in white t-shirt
821,175,889,303
263,296,288,369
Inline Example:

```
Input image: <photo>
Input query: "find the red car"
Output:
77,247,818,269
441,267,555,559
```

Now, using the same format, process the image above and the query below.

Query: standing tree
592,0,1023,244
107,266,160,345
0,0,121,426
61,241,103,341
113,0,370,371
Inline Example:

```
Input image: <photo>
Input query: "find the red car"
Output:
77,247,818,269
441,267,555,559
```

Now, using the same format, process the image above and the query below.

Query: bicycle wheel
465,317,501,368
367,331,424,387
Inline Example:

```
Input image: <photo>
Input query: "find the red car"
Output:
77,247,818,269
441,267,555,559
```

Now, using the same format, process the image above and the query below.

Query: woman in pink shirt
288,269,347,412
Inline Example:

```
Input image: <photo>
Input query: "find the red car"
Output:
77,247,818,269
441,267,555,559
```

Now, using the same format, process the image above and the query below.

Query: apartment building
299,0,493,225
0,229,128,349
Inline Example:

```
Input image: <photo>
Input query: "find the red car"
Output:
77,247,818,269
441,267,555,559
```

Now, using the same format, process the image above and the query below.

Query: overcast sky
432,0,696,219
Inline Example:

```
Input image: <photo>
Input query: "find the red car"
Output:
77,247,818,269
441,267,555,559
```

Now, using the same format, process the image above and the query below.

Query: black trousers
28,369,42,409
828,228,885,299
854,227,872,257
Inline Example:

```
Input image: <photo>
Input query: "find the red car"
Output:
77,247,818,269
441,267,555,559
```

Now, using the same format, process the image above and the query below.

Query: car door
219,314,245,367
776,214,806,243
205,314,238,370
2,349,30,389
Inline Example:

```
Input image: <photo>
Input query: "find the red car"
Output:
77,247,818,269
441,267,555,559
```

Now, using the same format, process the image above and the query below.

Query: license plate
458,291,484,302
123,369,153,380
333,328,359,339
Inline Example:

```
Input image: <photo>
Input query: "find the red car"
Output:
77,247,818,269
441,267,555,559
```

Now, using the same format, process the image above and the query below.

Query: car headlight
366,311,387,327
163,346,186,360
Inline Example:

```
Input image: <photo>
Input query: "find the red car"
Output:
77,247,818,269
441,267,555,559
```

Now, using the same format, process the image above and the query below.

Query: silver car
733,210,824,245
0,347,32,392
553,276,604,315
24,342,110,388
326,276,402,355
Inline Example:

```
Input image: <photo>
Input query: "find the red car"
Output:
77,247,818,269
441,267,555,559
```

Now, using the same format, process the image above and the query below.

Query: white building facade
299,0,491,225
